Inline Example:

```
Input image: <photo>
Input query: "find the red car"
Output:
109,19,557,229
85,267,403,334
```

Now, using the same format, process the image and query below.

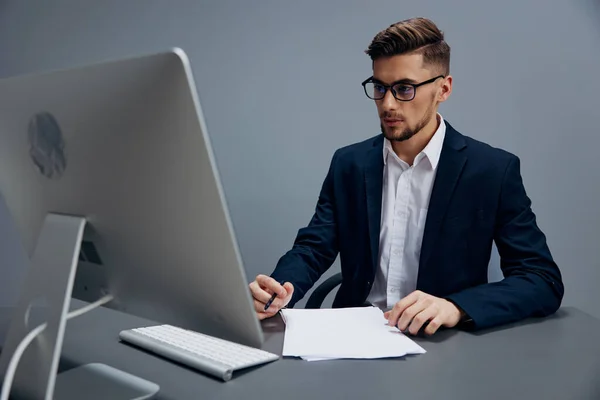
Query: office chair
304,272,374,309
304,273,343,309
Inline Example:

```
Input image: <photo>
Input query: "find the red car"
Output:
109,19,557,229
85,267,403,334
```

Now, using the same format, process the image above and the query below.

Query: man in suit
249,17,563,335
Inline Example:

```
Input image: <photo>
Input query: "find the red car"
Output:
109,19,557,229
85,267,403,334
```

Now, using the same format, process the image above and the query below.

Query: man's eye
395,85,413,93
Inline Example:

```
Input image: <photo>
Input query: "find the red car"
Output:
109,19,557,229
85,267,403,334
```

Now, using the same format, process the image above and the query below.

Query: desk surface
1,304,600,400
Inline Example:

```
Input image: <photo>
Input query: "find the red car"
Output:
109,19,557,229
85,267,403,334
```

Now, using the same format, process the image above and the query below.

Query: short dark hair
365,17,450,75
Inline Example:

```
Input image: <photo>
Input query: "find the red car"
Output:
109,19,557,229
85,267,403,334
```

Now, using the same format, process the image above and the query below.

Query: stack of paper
280,307,426,361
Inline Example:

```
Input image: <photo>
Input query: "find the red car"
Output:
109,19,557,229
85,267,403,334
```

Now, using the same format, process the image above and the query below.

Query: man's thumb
283,282,294,298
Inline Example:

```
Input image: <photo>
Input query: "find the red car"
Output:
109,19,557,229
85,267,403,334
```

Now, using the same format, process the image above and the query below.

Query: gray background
0,0,598,314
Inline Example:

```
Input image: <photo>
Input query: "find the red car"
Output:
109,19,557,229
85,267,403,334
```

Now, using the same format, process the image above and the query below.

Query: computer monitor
0,49,262,398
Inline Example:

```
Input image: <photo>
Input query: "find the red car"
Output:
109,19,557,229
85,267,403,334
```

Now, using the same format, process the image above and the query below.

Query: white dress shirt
366,115,446,309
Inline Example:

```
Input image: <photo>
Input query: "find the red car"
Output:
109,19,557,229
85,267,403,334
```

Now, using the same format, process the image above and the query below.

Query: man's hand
249,275,294,320
384,290,464,336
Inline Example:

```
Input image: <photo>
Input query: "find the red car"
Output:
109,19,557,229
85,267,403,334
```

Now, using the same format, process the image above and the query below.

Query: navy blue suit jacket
271,121,564,330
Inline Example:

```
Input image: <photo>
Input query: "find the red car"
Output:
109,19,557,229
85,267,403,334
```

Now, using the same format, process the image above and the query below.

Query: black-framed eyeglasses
361,75,445,101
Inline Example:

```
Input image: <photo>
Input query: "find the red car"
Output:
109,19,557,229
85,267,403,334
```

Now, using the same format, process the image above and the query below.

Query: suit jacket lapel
364,136,384,275
418,124,467,286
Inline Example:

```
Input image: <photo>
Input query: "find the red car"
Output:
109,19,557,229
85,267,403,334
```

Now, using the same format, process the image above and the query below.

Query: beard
380,100,437,142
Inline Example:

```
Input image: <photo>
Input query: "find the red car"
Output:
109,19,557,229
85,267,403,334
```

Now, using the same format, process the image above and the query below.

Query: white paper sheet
280,307,426,361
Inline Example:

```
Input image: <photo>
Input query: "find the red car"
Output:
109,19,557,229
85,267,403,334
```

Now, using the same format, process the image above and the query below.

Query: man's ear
439,75,453,102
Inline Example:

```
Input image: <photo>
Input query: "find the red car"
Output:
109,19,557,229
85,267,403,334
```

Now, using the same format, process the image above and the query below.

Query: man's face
372,54,450,142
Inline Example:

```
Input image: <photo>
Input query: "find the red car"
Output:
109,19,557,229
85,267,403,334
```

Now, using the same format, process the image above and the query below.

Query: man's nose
380,89,398,112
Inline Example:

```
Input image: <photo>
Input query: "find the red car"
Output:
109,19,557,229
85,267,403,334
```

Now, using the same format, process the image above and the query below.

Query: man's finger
397,300,427,332
249,281,277,304
424,316,443,336
282,282,294,302
253,299,266,313
254,299,280,314
407,306,437,335
256,275,286,297
256,311,275,321
387,291,421,327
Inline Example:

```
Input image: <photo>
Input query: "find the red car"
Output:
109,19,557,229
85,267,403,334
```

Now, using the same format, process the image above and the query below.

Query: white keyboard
119,325,279,381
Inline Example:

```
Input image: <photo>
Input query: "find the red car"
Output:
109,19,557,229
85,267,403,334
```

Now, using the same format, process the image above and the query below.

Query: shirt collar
382,114,446,170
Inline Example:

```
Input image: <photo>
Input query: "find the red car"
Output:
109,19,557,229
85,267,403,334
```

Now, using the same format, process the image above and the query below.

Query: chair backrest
304,273,343,309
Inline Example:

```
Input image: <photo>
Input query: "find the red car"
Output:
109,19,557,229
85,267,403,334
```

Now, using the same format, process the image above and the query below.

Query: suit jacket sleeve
270,151,340,307
446,155,564,330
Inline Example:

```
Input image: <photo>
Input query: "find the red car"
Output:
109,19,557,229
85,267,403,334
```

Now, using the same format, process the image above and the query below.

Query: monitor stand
0,213,159,400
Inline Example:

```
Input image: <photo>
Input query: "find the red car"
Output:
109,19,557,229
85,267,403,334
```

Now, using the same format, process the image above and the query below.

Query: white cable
0,294,114,400
65,295,113,320
0,323,46,400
